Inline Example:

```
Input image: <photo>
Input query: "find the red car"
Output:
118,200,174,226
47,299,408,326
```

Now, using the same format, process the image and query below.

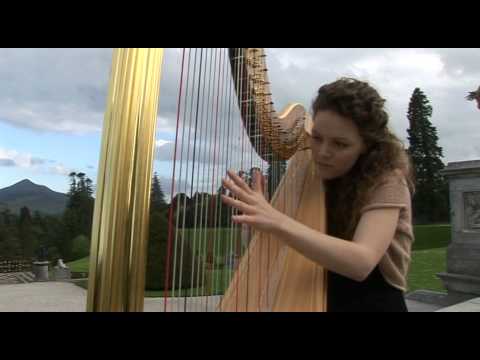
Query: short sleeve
360,171,411,215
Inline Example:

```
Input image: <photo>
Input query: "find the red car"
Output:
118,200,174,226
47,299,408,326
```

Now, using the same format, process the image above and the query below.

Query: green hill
0,179,68,215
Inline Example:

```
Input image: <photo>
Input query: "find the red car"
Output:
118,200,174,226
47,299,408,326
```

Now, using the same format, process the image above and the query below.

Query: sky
0,48,479,197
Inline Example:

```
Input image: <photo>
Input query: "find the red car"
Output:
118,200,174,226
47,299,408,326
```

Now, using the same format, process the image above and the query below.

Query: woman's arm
221,169,400,282
275,207,400,281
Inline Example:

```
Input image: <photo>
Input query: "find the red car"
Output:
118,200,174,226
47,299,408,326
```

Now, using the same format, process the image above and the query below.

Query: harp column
86,48,164,312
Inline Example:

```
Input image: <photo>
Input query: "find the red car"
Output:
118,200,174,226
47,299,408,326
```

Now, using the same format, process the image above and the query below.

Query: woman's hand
221,169,285,233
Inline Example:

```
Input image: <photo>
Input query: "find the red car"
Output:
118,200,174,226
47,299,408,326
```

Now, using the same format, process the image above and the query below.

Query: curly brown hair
311,77,415,240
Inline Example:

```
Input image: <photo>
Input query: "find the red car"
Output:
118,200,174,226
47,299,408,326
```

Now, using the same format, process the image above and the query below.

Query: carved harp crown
87,48,326,312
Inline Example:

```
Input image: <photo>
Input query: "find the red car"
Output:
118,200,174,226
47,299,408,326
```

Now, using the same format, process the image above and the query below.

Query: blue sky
0,118,178,194
0,120,101,193
1,48,479,196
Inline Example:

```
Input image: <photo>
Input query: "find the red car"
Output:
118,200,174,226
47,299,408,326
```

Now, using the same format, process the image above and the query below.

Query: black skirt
327,266,408,312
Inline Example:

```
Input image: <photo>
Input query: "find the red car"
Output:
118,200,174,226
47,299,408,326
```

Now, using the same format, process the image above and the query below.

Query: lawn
406,224,450,294
67,256,90,273
72,268,232,298
407,247,447,293
412,224,451,251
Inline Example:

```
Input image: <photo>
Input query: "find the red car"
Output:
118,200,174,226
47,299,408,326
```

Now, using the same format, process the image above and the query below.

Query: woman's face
310,110,366,180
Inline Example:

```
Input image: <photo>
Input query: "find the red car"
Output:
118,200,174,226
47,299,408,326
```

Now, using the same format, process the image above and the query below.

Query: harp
86,48,327,312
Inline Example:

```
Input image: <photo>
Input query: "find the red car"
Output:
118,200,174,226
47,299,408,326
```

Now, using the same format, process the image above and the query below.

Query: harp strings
166,48,274,311
201,48,218,311
164,48,186,312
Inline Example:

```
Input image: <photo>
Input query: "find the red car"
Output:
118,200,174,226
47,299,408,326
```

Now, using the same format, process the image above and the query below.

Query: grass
72,268,232,298
68,225,452,296
407,247,447,293
182,227,243,260
412,224,451,251
144,268,232,297
67,256,90,273
405,224,450,294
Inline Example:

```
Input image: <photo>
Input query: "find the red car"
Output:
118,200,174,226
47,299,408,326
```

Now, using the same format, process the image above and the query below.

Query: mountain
0,179,68,215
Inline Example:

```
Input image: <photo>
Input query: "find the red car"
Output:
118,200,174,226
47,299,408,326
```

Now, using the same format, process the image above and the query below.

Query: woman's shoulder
364,169,410,204
361,169,411,213
376,168,409,189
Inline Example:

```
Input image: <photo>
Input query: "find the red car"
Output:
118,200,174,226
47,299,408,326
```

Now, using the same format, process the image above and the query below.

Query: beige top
360,170,414,292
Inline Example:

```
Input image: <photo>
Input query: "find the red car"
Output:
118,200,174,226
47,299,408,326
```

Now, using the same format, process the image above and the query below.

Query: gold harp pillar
86,48,164,312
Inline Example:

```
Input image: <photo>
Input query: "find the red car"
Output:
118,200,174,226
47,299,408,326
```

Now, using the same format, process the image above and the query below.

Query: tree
0,220,21,258
70,235,90,260
466,85,480,110
35,214,63,262
145,210,194,291
62,172,95,261
407,88,449,224
215,184,232,228
0,209,20,258
18,206,37,258
267,158,287,199
151,173,167,213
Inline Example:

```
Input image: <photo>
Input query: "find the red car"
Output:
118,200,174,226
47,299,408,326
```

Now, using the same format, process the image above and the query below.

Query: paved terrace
1,282,479,312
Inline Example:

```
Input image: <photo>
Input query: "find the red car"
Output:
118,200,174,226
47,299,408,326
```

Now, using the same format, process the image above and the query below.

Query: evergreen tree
151,173,167,213
0,209,19,258
0,210,21,258
35,214,63,262
406,88,449,223
85,178,94,198
18,206,37,258
62,172,95,261
145,210,194,291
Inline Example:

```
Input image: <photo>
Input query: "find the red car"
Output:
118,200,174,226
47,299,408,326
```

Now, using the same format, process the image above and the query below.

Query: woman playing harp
221,78,415,312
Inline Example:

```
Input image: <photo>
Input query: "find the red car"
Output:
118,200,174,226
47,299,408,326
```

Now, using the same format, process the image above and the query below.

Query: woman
221,77,415,312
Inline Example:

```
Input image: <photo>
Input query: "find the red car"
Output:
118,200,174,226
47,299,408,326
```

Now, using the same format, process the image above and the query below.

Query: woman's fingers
232,214,255,226
227,169,252,194
221,195,254,214
222,177,252,204
251,169,264,193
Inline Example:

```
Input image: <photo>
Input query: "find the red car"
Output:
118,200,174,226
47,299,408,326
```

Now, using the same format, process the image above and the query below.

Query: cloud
263,48,480,163
47,164,73,176
154,134,267,172
1,48,479,166
0,147,78,176
0,147,47,168
0,48,113,134
0,159,15,167
157,175,190,202
155,139,172,147
31,157,46,165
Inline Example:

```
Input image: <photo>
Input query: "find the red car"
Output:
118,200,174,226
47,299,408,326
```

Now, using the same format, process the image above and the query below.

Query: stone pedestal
52,259,71,281
53,267,71,281
32,261,50,282
437,160,480,299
